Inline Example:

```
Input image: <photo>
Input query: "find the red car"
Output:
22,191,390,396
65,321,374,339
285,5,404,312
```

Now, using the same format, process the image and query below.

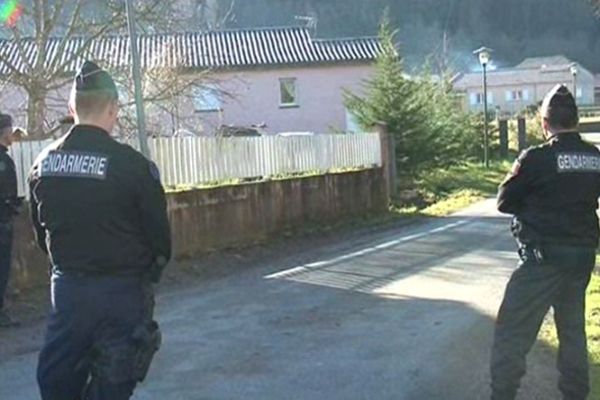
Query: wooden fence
10,134,382,197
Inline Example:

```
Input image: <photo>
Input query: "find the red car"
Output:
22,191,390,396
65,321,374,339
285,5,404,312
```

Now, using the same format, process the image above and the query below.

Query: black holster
90,281,161,384
517,245,545,264
131,279,161,382
131,319,162,382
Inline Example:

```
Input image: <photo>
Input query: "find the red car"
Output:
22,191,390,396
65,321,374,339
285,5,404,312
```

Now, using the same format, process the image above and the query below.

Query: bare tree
193,0,236,30
0,0,183,138
113,38,234,138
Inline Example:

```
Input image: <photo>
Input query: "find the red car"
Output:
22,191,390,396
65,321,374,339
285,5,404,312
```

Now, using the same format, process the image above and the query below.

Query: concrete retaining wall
10,168,387,291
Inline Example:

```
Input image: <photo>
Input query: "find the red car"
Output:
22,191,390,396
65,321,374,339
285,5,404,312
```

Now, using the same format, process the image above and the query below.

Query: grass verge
589,271,600,399
540,268,600,399
392,160,510,217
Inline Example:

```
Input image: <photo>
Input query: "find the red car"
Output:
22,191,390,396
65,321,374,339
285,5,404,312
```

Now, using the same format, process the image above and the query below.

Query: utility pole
474,46,492,169
125,0,150,158
482,62,489,169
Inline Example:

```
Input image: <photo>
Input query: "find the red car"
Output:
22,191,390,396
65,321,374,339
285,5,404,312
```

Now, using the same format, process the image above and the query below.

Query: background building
453,56,595,114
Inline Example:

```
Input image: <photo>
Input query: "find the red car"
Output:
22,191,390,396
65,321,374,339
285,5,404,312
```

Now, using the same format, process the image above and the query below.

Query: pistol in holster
90,283,162,384
131,319,162,382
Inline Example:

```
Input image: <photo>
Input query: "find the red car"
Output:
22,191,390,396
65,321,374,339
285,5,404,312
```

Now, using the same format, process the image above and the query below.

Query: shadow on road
0,213,565,400
139,278,560,400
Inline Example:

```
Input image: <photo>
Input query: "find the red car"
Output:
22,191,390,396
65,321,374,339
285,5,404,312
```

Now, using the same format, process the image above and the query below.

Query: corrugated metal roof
0,27,381,75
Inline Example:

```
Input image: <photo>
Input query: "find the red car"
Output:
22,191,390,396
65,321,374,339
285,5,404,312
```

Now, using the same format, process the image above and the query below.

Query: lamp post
474,47,493,169
570,63,578,103
125,0,150,158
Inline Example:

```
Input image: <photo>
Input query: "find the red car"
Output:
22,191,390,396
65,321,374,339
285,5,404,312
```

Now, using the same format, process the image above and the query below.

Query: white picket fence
9,139,53,198
10,134,382,197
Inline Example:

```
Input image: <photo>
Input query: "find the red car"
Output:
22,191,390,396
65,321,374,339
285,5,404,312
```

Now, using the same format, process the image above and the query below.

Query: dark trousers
0,222,13,311
490,245,595,400
37,273,146,400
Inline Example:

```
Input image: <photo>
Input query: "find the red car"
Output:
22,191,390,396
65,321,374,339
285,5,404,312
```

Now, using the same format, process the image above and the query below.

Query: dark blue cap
75,61,118,99
542,84,577,111
0,113,13,130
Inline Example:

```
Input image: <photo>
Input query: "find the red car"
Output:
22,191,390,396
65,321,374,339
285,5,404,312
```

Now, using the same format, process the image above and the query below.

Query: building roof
0,27,381,75
453,55,587,90
515,55,572,69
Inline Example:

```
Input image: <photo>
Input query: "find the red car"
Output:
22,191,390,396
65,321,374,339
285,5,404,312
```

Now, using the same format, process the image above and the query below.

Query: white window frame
472,92,484,105
506,90,524,102
470,91,493,106
279,78,298,107
345,109,361,134
193,85,222,112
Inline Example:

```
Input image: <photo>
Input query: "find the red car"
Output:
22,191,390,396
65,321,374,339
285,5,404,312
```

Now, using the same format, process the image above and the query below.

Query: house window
576,88,583,99
507,90,523,101
193,85,221,112
505,89,530,102
470,93,482,105
470,92,493,105
346,109,361,134
279,78,297,107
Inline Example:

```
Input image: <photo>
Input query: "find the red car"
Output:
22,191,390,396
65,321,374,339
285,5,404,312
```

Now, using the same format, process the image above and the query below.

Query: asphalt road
0,200,561,400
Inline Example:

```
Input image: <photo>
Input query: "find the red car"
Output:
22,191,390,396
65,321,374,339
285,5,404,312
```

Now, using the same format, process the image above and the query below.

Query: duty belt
518,244,545,264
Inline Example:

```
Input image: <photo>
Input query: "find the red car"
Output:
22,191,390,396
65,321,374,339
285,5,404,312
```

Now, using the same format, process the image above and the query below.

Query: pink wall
197,64,374,135
0,63,374,137
0,84,72,134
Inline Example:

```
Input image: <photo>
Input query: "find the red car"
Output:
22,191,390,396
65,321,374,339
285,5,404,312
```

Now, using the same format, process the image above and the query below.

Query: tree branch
47,23,116,82
0,46,30,86
219,0,236,28
45,0,84,75
8,25,34,75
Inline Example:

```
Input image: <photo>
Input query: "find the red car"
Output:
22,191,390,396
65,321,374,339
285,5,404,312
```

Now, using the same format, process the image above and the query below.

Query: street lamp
570,63,578,103
474,46,493,169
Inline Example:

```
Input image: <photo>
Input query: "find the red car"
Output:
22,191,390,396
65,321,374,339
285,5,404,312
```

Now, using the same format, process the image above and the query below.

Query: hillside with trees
219,0,600,73
5,1,600,72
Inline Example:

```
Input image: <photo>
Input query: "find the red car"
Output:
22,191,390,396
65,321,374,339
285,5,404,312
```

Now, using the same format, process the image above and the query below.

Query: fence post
375,123,396,203
517,117,527,152
498,119,509,159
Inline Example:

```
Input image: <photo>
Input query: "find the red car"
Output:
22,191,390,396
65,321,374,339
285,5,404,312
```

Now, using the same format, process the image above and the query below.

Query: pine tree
345,16,481,176
344,16,431,175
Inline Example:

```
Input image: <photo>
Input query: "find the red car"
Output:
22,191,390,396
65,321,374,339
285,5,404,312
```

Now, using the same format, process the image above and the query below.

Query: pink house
0,27,381,136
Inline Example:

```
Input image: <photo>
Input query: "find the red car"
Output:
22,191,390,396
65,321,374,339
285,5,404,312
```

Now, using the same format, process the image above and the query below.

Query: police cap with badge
73,60,119,100
0,113,12,134
541,84,578,127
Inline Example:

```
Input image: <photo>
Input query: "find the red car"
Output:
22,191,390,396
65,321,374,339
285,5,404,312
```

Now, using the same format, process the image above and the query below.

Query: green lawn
539,263,600,399
393,160,511,217
588,271,600,399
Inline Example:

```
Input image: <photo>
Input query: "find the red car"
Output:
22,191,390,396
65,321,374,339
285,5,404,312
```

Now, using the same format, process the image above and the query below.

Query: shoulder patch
39,150,110,180
149,161,161,182
0,161,5,172
556,152,600,173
